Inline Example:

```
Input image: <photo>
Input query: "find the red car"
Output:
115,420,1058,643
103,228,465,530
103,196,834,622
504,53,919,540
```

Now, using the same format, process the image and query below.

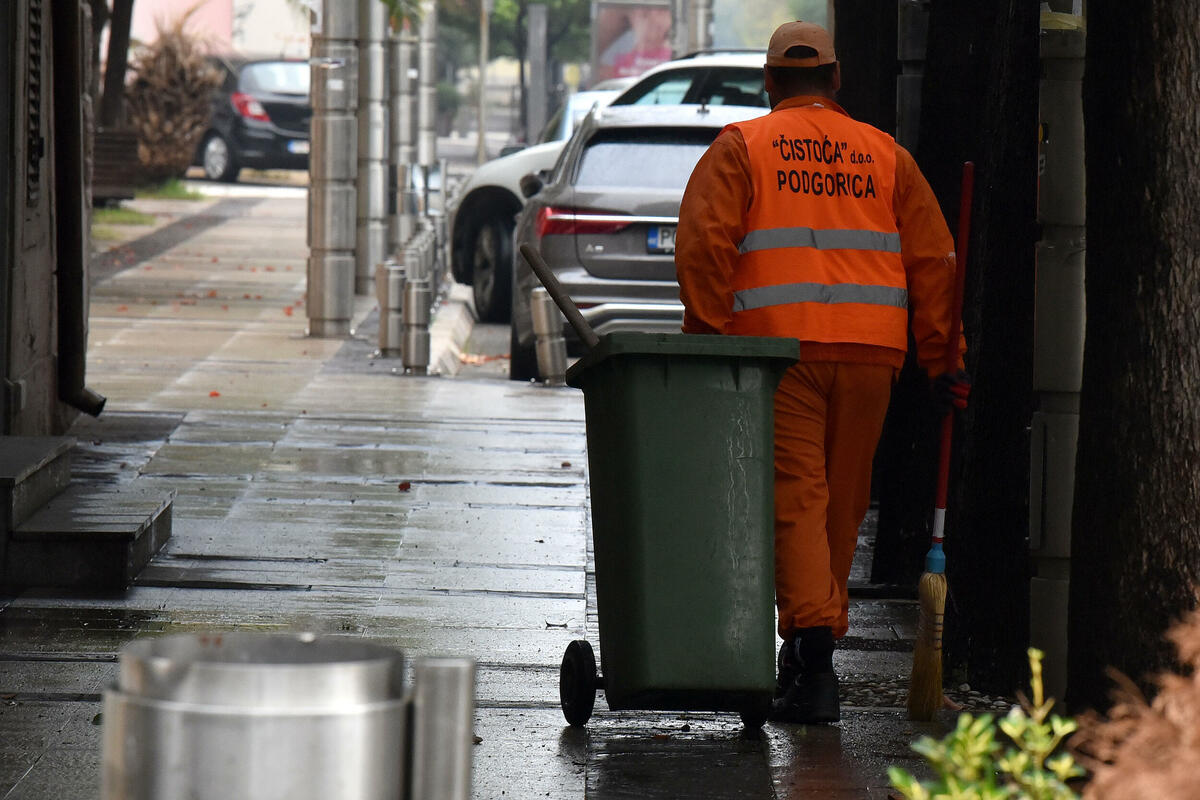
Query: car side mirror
519,171,545,199
500,144,527,157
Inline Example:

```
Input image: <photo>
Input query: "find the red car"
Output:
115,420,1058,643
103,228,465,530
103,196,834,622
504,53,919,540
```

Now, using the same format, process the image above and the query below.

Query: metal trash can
559,332,798,729
102,632,408,800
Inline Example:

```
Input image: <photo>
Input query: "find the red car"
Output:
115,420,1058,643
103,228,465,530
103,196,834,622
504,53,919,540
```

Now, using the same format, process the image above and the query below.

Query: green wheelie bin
558,331,798,730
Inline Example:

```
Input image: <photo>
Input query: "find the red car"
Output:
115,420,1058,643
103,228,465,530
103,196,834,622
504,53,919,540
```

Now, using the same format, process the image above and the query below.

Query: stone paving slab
0,700,102,800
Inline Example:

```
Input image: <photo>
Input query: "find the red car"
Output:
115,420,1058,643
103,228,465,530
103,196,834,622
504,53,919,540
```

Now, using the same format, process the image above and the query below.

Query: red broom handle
934,162,974,516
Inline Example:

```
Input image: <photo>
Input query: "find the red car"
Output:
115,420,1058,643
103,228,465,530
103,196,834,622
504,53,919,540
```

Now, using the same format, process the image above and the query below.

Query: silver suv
447,53,766,325
508,103,766,380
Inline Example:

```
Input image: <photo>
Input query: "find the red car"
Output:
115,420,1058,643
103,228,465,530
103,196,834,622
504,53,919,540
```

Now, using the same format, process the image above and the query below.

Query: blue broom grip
925,542,946,574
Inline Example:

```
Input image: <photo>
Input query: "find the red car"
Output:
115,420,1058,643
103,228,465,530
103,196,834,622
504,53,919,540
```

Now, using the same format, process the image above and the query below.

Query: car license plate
647,225,676,254
288,140,310,155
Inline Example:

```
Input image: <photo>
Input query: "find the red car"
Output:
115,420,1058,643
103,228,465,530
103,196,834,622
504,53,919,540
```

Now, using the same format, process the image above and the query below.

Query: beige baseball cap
765,20,837,67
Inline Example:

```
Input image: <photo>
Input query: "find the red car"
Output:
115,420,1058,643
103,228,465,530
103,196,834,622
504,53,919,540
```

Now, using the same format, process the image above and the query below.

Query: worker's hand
931,369,971,415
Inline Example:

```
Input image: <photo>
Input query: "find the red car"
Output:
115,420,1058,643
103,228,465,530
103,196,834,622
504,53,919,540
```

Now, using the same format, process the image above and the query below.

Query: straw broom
907,162,974,722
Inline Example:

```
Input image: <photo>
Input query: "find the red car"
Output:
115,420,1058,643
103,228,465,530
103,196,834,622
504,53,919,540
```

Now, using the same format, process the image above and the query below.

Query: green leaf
1050,716,1078,737
887,767,930,800
1046,753,1085,782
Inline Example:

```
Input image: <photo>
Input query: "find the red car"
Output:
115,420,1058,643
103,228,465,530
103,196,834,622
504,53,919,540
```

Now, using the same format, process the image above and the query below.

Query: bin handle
519,243,600,352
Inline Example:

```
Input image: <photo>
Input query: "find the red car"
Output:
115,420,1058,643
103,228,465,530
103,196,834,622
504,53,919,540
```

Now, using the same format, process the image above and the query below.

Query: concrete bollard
402,276,431,374
409,658,476,800
530,287,567,385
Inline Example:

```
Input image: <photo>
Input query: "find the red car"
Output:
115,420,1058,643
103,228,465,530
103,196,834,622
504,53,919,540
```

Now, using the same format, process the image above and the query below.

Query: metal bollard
356,0,389,296
396,163,418,248
307,0,358,337
402,276,431,374
422,229,437,279
409,658,476,800
530,287,567,385
101,633,408,800
416,0,438,171
375,260,405,357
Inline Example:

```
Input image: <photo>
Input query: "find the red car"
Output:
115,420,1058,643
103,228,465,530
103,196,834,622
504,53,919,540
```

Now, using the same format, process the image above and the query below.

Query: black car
196,58,311,182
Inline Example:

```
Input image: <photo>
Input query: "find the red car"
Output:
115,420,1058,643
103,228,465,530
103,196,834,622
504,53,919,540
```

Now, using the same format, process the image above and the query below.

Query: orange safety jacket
725,105,907,350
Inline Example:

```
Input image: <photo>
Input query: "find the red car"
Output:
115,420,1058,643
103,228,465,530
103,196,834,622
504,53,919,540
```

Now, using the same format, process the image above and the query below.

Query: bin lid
117,632,406,707
566,332,799,387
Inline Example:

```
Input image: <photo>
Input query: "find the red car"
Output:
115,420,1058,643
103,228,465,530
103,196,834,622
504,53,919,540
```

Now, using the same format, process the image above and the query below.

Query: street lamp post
477,0,491,165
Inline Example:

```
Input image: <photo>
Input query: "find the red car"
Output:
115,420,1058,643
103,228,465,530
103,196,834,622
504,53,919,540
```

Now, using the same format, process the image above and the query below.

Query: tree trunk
99,0,133,129
832,0,897,135
1067,1,1200,712
943,0,1039,695
882,0,1039,694
87,0,108,103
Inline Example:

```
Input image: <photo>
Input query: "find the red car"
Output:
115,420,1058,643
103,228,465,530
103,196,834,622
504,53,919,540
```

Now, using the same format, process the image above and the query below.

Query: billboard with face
709,0,828,50
591,1,673,83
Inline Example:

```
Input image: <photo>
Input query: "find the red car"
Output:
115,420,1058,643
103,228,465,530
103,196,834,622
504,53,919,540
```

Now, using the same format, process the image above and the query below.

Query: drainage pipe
53,0,106,417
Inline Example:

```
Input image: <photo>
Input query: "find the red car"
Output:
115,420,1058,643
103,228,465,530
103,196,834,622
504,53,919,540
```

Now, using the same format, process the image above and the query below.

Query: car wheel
509,315,539,382
202,133,240,182
470,214,514,323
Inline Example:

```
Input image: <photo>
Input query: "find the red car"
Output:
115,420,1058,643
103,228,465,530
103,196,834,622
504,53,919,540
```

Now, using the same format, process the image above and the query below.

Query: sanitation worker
675,20,968,724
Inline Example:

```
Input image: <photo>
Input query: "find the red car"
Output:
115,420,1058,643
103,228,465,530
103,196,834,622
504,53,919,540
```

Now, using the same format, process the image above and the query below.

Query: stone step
4,483,174,592
0,436,74,532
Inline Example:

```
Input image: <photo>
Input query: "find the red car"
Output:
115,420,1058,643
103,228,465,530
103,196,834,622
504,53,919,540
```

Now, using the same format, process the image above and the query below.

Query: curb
429,282,478,377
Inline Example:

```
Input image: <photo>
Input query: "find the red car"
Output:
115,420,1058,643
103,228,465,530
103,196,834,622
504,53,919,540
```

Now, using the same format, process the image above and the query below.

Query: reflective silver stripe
738,227,902,254
733,282,909,312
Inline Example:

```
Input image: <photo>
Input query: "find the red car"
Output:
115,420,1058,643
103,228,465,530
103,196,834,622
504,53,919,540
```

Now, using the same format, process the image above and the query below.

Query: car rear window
573,129,718,191
241,62,310,95
614,68,705,105
613,66,766,107
695,69,767,107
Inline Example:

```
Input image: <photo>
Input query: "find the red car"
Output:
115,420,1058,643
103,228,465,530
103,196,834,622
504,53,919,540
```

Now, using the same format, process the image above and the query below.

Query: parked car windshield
241,62,310,95
573,129,717,191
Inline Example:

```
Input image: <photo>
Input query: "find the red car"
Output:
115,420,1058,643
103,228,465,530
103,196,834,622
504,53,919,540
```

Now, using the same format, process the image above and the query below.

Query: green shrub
437,81,461,117
93,206,156,226
135,177,205,200
889,648,1084,800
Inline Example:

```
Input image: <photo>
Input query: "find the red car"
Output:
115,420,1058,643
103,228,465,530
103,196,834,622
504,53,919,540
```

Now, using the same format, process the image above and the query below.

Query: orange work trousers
773,361,895,639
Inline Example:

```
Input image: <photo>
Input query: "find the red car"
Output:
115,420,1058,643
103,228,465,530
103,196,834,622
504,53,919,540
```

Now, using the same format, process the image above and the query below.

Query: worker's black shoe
769,670,840,724
771,626,839,723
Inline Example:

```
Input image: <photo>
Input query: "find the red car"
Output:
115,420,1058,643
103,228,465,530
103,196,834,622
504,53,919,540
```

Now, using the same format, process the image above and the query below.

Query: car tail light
535,207,631,238
231,92,271,122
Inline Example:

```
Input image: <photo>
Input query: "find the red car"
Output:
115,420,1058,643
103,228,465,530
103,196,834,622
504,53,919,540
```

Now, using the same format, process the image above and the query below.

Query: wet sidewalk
0,188,972,798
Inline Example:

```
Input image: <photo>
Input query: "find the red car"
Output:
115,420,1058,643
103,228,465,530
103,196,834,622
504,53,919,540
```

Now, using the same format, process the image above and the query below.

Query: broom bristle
907,570,948,721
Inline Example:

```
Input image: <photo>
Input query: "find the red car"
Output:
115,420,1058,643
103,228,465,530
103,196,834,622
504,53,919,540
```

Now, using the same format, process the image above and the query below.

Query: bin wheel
739,695,771,731
560,640,597,727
